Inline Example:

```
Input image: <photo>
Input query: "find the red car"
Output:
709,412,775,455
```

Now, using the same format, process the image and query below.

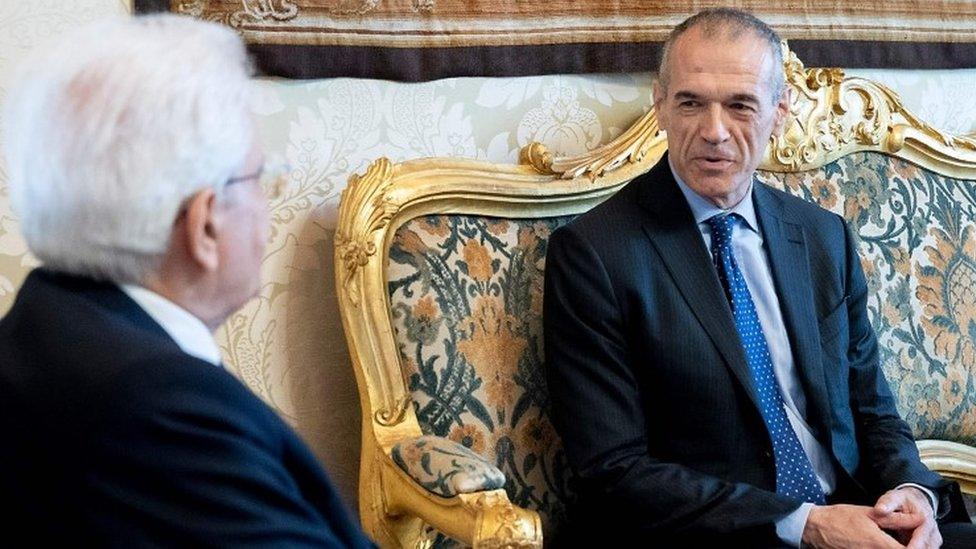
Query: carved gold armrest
918,440,976,495
381,437,542,548
391,436,506,497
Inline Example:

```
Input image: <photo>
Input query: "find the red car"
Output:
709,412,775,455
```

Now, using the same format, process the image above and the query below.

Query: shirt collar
120,284,223,367
668,157,760,234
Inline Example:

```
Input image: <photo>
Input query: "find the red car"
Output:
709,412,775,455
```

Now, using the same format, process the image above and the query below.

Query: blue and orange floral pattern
761,152,976,443
388,215,575,545
391,436,506,497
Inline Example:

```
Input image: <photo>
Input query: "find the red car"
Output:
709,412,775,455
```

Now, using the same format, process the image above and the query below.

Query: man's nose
700,104,731,144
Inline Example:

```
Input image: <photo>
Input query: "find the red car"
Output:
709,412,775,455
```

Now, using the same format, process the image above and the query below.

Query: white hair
3,14,254,284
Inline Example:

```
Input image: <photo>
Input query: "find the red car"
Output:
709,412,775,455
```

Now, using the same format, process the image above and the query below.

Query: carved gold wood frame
336,45,976,547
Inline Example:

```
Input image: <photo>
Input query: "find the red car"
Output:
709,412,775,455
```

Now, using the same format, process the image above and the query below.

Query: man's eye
731,103,755,112
679,100,699,108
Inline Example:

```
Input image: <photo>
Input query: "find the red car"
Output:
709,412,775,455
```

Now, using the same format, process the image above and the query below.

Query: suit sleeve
82,358,374,548
839,217,956,514
543,225,801,537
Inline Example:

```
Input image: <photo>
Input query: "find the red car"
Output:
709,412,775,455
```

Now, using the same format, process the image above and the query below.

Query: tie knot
706,213,739,249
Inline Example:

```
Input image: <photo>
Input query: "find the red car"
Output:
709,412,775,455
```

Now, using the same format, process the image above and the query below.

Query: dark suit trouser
939,521,976,548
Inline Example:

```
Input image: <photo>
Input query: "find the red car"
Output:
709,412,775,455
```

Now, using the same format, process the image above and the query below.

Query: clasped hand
802,488,940,548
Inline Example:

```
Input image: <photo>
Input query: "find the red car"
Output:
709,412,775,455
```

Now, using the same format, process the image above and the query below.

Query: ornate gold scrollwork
470,493,543,549
803,67,844,92
518,142,555,175
767,42,976,173
335,158,397,307
768,45,887,170
519,106,664,181
374,396,411,427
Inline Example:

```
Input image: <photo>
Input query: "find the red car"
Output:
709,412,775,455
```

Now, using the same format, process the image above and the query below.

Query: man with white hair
0,15,374,547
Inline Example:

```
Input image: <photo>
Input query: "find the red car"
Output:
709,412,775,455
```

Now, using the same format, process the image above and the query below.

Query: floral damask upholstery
391,436,506,497
758,152,976,444
388,215,576,545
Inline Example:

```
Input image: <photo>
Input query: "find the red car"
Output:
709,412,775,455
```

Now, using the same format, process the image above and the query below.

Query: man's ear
652,81,668,129
772,86,792,136
181,188,221,272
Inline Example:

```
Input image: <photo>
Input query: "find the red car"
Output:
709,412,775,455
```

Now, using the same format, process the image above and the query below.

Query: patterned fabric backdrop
760,156,976,445
388,215,576,543
1,1,976,522
135,1,976,79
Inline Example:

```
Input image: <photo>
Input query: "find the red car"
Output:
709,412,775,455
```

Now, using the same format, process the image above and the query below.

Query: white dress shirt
120,284,222,367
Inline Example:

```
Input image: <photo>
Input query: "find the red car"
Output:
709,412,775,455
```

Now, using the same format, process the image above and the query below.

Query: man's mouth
695,156,734,170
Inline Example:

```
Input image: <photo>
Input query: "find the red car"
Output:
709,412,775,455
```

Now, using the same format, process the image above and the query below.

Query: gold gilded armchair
333,113,662,548
335,46,976,547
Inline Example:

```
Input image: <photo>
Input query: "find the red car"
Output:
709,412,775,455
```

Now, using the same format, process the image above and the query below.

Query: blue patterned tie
707,213,826,504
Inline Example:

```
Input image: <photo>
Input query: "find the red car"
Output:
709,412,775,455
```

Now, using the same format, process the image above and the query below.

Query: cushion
391,435,506,497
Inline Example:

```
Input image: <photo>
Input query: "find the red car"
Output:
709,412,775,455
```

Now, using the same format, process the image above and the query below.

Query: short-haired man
545,8,976,548
0,15,373,547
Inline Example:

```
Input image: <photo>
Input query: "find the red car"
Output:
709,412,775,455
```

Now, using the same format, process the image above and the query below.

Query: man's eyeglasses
225,160,290,199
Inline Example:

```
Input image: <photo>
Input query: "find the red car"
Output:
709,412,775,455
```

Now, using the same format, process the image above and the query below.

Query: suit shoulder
116,352,281,428
761,182,845,232
0,275,280,442
553,175,645,243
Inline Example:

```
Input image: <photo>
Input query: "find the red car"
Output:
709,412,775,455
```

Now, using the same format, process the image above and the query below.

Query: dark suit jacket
544,155,964,546
0,269,374,548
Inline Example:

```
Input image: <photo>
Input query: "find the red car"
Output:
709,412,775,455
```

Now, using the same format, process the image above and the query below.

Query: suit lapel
753,183,833,445
637,159,763,412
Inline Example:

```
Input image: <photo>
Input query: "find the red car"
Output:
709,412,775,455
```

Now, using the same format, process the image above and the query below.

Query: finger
905,520,938,549
874,511,926,531
868,527,908,549
849,508,907,549
876,490,908,514
905,527,926,549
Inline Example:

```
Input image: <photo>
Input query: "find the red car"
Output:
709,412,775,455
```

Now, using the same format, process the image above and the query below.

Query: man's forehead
672,27,774,76
663,35,775,99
